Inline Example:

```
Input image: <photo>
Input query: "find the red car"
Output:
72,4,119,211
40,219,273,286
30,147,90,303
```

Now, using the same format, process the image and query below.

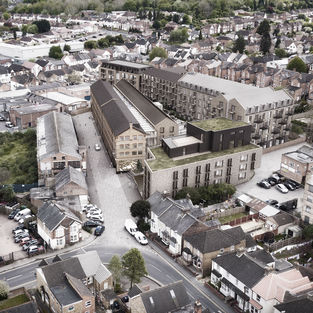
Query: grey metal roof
213,252,266,288
179,73,293,109
184,227,244,254
143,67,184,83
90,80,143,136
37,111,81,161
140,281,191,313
116,79,173,125
50,281,82,306
297,145,313,158
55,166,87,192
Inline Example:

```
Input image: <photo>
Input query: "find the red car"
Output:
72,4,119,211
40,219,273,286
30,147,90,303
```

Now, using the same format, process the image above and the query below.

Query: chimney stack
194,300,202,313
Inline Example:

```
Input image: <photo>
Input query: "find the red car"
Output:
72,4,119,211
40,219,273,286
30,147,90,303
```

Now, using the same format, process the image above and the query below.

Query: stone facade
55,181,88,198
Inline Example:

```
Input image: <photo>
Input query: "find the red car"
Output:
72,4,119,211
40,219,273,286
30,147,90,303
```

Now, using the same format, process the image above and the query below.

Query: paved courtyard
236,142,306,205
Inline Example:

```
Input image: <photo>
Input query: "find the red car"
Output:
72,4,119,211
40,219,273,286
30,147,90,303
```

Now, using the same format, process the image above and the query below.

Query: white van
124,219,138,236
14,208,31,221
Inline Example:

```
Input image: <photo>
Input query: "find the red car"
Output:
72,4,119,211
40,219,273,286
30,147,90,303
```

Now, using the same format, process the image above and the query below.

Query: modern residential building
36,111,87,179
140,67,185,108
143,118,262,198
280,145,313,184
302,171,313,224
37,201,83,250
100,59,150,90
90,79,146,172
176,73,295,148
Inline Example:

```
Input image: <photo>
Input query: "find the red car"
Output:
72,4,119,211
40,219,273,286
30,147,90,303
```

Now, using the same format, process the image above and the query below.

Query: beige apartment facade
302,172,313,224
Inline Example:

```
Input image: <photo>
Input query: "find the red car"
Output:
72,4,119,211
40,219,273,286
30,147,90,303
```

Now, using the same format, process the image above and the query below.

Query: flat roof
179,73,292,109
104,59,149,69
147,144,259,171
45,92,86,105
163,135,202,148
14,103,56,115
285,151,313,163
190,118,248,131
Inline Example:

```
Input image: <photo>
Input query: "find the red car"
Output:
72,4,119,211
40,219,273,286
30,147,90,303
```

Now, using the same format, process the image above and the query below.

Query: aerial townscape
3,1,313,313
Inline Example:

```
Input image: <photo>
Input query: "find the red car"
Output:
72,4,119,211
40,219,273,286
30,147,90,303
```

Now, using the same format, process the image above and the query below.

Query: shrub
137,218,150,232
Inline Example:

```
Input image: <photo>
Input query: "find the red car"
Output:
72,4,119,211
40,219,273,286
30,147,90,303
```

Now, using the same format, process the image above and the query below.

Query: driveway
236,142,305,205
73,112,145,249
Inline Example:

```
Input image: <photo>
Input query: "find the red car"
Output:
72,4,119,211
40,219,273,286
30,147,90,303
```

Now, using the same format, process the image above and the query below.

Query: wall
263,136,306,154
56,182,88,197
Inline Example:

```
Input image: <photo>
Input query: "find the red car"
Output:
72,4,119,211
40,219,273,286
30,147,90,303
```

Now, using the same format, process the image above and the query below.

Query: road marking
7,275,22,281
150,264,162,272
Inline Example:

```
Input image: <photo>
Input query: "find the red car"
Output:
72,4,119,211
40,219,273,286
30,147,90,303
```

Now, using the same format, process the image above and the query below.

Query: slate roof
143,67,184,83
65,273,93,297
8,64,26,73
116,79,174,125
0,301,37,313
0,65,9,74
128,285,142,298
90,80,143,136
274,298,313,313
140,281,191,313
213,252,266,288
184,226,244,254
55,166,87,192
247,249,274,266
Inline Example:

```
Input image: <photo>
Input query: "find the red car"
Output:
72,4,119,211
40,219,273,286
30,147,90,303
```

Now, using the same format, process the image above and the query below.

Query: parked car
15,233,29,243
266,199,278,206
271,173,281,183
134,231,148,245
13,228,28,236
95,143,101,151
82,204,95,213
14,208,31,221
19,237,31,246
5,121,13,128
287,180,301,189
267,177,277,186
18,214,33,224
276,184,289,194
94,225,105,236
0,115,5,121
88,215,104,223
8,208,21,219
12,225,25,233
22,240,38,251
87,208,102,216
124,219,138,236
257,180,271,189
283,181,295,191
83,220,102,228
121,296,129,303
27,245,44,255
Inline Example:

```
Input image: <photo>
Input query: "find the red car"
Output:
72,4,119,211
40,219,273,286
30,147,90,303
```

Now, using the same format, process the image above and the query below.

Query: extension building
143,118,262,198
176,73,294,148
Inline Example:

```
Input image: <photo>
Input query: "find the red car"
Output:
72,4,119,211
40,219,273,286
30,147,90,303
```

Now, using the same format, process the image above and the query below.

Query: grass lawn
0,294,29,310
147,144,259,171
218,212,248,224
191,118,247,131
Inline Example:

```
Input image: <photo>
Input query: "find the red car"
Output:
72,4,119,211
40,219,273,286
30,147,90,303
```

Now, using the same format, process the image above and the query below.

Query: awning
249,298,262,310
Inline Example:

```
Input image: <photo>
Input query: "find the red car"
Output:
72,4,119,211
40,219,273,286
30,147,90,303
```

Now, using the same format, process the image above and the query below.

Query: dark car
94,226,105,236
266,199,278,206
22,239,38,251
8,208,20,219
84,220,102,228
257,180,271,189
121,296,129,303
284,181,295,191
287,180,301,189
267,177,277,186
12,225,25,233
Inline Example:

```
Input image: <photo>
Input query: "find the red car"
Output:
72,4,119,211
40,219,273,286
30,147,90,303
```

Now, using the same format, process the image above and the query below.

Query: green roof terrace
190,118,248,131
147,144,260,171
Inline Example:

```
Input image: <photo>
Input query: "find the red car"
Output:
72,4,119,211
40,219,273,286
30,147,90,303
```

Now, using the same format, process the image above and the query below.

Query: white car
87,207,102,215
88,215,104,223
18,214,32,224
82,204,95,213
134,231,148,245
95,144,101,151
276,183,288,194
87,210,102,218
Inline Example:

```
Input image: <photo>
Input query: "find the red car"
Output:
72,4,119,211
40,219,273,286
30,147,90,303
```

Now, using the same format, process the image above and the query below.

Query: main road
0,112,234,313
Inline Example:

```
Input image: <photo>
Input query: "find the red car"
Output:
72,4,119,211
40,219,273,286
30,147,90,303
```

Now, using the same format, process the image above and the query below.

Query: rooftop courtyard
190,118,248,131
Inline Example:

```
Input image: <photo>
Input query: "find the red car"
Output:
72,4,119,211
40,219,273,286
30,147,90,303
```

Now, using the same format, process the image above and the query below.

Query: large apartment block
176,73,295,148
100,59,150,90
143,118,262,199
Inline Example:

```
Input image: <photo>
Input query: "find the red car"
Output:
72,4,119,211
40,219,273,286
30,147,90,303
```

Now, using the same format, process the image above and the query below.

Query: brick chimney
194,300,202,313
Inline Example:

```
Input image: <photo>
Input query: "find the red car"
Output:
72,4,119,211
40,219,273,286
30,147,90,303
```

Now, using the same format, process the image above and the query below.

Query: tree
287,57,308,73
232,36,245,53
275,48,287,58
169,28,188,44
98,37,109,48
122,248,148,288
32,19,50,33
49,46,63,59
108,255,122,292
152,20,161,30
149,47,167,61
260,32,271,54
63,44,71,52
67,73,81,84
27,24,38,34
303,224,313,239
0,280,9,300
2,12,10,20
0,167,10,184
182,14,191,25
84,40,98,50
21,24,27,36
173,14,180,23
0,185,15,203
198,29,203,40
256,19,270,35
130,200,150,219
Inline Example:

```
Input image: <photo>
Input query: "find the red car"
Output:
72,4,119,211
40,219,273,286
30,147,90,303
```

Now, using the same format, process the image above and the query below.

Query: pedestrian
88,146,90,149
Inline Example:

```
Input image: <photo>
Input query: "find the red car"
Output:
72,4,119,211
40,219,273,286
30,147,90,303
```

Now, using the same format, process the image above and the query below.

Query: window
53,161,65,170
240,155,248,162
62,156,65,160
306,206,311,213
239,172,246,179
133,135,137,140
307,196,313,203
125,136,130,140
119,144,124,149
138,151,143,155
120,152,124,156
160,127,164,133
68,161,80,168
214,170,222,177
239,164,247,170
120,136,124,141
183,169,188,177
138,135,143,140
57,239,63,246
133,143,137,148
170,126,175,133
138,143,143,147
173,171,178,180
132,151,137,155
220,248,224,253
244,286,248,294
309,184,313,193
230,245,235,251
125,144,130,149
70,234,78,242
183,177,188,187
196,165,201,174
85,301,91,307
215,160,223,167
256,294,261,301
125,151,130,156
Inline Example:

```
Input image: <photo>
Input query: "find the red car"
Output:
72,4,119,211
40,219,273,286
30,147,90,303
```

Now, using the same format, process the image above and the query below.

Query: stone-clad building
143,118,262,198
176,73,295,148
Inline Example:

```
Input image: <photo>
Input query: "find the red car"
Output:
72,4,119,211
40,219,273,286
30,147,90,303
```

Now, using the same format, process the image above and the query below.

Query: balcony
279,119,288,125
260,124,269,130
272,128,280,134
252,133,261,140
254,118,263,124
286,111,294,116
274,114,283,119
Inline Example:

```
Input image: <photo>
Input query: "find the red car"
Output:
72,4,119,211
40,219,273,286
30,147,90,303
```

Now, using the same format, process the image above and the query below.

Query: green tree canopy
169,28,188,44
98,37,109,48
63,44,71,52
287,56,308,73
2,12,10,20
32,19,50,33
232,35,245,54
49,45,63,59
130,200,150,219
275,48,287,58
108,255,122,291
303,224,313,239
0,280,9,300
122,248,148,288
172,13,180,23
0,185,15,203
84,40,98,50
149,47,167,61
260,32,271,55
256,19,270,35
27,24,38,34
182,14,191,25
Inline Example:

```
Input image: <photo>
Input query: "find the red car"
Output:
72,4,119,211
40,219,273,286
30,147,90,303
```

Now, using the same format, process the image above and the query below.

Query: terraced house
144,118,262,198
176,73,295,148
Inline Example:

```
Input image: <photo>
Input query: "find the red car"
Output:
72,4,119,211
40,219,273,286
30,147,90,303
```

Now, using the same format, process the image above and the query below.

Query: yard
0,294,29,310
218,212,248,224
0,130,37,184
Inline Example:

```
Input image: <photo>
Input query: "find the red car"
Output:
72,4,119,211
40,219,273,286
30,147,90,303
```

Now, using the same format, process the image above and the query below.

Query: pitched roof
55,166,87,192
139,281,191,313
184,227,244,254
0,302,37,313
213,252,266,288
128,285,142,298
116,79,174,125
90,80,143,136
143,67,185,83
274,298,313,313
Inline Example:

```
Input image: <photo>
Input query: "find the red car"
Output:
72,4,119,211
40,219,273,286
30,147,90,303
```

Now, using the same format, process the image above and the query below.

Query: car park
287,180,301,189
134,231,148,245
18,214,33,224
94,225,105,236
257,180,271,189
276,183,289,194
83,220,102,228
14,208,31,221
13,228,28,236
124,219,138,236
82,204,95,212
12,225,25,233
95,143,101,151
